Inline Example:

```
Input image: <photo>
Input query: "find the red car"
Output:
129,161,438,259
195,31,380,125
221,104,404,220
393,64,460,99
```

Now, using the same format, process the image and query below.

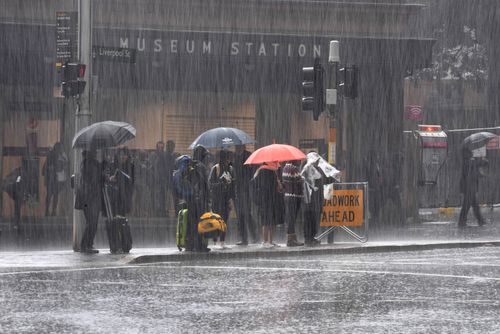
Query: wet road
1,247,500,333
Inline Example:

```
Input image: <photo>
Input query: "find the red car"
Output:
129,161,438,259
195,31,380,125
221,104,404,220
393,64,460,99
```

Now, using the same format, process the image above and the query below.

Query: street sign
56,11,78,64
404,105,423,120
92,46,137,63
486,136,499,150
321,189,364,227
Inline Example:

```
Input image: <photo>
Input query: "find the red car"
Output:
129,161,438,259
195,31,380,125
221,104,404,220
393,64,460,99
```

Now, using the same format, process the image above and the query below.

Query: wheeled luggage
103,184,133,254
176,208,188,251
176,208,210,251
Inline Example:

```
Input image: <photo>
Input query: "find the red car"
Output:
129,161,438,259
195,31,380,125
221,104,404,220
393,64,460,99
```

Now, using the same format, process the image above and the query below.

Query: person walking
43,142,68,216
458,147,488,227
282,160,304,247
173,154,210,252
233,145,258,245
208,150,235,249
253,161,282,248
76,150,104,254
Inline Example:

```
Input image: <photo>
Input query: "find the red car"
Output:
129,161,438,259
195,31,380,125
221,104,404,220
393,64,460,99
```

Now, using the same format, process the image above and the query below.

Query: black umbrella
462,132,497,151
188,127,255,149
72,121,136,149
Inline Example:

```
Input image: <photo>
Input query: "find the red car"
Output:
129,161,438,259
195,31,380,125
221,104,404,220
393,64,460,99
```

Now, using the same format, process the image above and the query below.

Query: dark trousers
303,206,320,242
45,184,60,216
284,197,301,234
235,192,258,243
81,203,100,250
157,185,166,216
458,191,484,226
14,195,22,226
186,202,206,251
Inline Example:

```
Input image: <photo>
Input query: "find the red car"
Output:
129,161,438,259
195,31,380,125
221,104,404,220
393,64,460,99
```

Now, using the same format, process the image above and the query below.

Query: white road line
1,263,499,283
174,265,500,282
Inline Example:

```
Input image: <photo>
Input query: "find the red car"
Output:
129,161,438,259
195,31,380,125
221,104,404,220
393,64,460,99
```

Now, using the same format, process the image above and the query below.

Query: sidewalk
0,206,499,270
0,222,499,271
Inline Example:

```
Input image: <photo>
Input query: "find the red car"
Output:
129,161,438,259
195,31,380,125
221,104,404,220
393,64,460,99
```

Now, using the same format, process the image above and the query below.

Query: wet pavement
0,247,499,333
0,209,499,333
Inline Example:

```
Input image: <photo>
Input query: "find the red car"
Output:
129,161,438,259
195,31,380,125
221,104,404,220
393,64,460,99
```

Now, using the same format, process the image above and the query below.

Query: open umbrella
188,127,255,149
463,132,497,151
244,144,306,165
72,121,136,149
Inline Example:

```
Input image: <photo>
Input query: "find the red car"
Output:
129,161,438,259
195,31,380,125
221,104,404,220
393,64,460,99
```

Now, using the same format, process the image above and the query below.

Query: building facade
0,0,433,225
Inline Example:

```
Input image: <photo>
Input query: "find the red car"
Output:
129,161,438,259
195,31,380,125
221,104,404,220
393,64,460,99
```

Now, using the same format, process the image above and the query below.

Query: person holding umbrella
76,150,104,254
458,146,488,227
253,161,282,248
208,149,235,249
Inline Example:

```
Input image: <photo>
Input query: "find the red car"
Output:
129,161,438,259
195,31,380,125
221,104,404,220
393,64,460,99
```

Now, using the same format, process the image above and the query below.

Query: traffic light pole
72,0,93,252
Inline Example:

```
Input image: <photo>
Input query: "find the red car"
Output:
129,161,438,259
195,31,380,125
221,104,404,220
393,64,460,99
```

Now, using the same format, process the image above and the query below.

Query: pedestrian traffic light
61,63,86,97
338,65,358,99
301,61,325,121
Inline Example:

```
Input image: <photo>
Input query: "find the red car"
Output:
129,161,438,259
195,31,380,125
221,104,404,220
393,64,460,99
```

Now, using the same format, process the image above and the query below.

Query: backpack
198,212,227,239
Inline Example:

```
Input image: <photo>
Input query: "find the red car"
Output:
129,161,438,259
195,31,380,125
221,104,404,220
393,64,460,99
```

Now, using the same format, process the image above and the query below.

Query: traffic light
301,62,325,121
338,65,358,99
61,63,86,97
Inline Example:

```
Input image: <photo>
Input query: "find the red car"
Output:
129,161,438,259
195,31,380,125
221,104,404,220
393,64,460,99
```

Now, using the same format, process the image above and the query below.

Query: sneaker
271,242,281,248
261,242,274,249
236,241,248,246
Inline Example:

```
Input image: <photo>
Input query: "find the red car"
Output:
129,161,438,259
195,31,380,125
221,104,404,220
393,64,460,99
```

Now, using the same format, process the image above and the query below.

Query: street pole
327,41,339,165
326,41,339,244
72,0,93,251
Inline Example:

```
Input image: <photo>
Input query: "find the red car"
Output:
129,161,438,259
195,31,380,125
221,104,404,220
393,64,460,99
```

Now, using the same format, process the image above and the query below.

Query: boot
287,234,304,247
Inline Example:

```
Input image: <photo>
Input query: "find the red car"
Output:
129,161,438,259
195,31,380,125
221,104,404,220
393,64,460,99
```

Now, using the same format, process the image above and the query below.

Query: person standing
150,141,167,217
208,150,234,249
458,147,488,227
110,147,135,216
253,162,281,248
43,142,68,216
282,160,304,247
173,154,210,252
76,150,104,254
301,152,337,246
233,145,258,245
165,140,179,214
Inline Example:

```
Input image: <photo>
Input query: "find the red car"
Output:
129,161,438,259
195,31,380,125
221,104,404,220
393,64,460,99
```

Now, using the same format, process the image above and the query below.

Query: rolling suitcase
176,208,188,251
103,184,133,254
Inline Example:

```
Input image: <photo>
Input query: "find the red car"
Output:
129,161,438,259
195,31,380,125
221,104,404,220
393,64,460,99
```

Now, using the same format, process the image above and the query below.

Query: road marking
258,258,500,267
172,265,500,282
1,262,499,283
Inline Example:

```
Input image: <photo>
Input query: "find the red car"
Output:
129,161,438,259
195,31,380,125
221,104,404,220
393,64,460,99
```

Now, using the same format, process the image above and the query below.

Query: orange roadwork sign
321,189,364,227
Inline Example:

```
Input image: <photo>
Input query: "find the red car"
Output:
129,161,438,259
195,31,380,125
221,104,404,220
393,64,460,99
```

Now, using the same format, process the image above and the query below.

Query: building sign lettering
114,33,323,59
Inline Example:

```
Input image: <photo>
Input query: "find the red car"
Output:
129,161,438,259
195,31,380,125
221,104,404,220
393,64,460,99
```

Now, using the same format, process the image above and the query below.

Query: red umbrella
244,144,306,165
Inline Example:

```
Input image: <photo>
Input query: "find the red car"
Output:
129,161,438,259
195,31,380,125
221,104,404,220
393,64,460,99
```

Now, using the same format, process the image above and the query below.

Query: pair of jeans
303,206,320,242
284,197,301,235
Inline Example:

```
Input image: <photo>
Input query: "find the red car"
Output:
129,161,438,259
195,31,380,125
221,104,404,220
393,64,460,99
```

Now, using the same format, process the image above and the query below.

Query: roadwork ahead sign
321,189,364,227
